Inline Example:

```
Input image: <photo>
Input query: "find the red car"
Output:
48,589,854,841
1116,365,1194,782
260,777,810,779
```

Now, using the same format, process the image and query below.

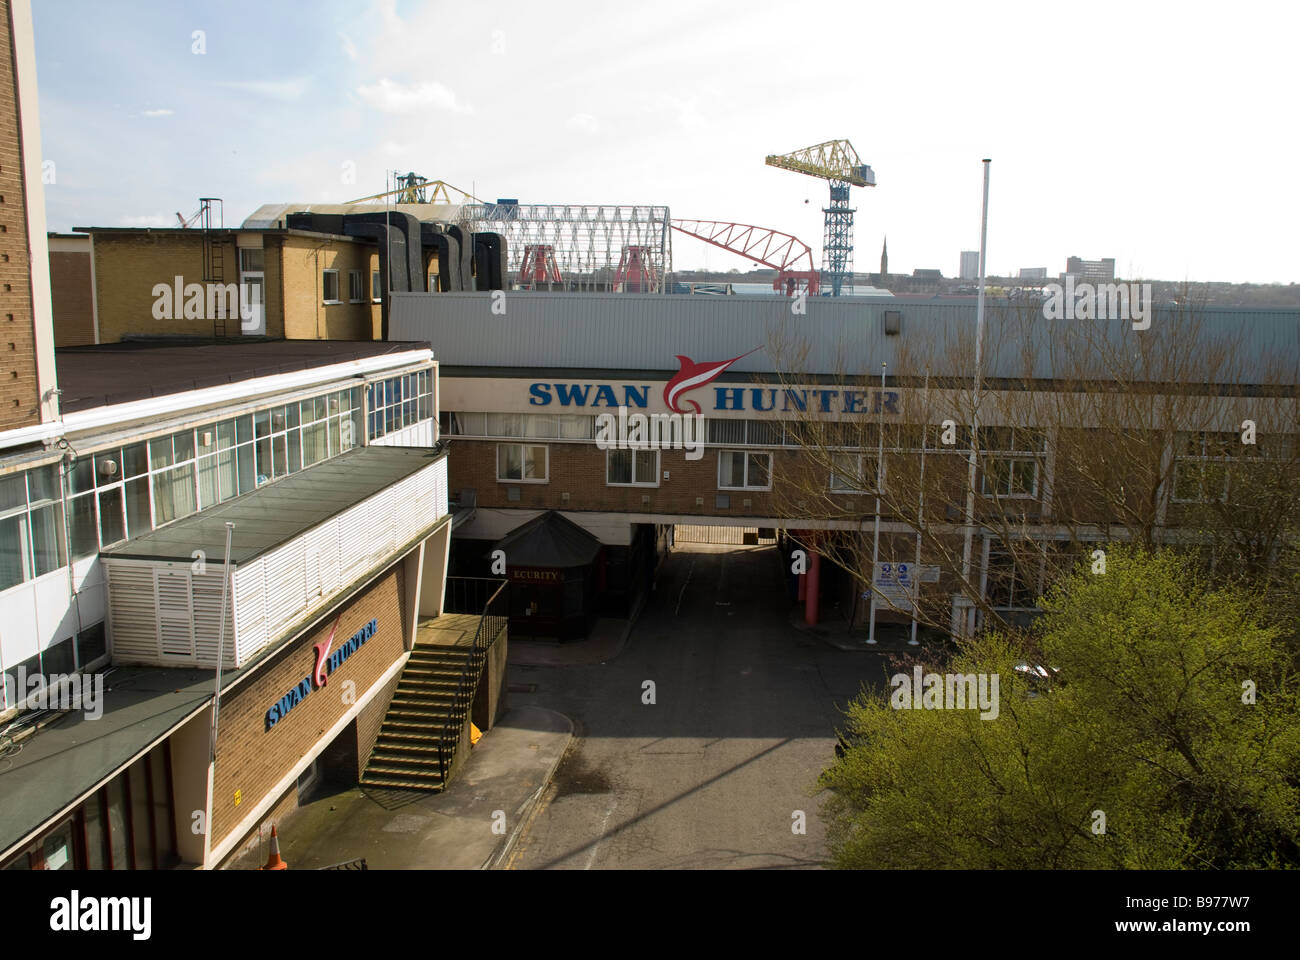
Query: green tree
820,546,1300,868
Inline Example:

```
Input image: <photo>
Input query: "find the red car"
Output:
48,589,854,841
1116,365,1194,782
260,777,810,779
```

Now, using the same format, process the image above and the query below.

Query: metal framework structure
519,244,563,285
670,219,819,295
765,140,876,297
459,203,672,293
348,173,483,205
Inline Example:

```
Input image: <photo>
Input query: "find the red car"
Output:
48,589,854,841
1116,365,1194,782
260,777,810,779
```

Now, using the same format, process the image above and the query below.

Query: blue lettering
266,705,280,730
813,389,838,413
881,391,899,414
843,391,864,414
714,387,745,411
592,384,619,407
554,384,591,406
528,383,551,406
782,390,807,412
750,389,776,412
622,385,649,408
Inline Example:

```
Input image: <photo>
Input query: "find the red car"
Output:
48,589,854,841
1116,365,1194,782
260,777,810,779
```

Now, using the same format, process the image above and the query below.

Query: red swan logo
313,617,342,688
663,349,759,414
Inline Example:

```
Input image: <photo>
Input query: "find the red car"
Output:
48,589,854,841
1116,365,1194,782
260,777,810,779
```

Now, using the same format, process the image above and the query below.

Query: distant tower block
520,244,563,285
614,245,657,293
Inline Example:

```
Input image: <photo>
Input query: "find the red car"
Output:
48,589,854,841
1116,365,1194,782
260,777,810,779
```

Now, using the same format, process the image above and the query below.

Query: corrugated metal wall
391,291,1298,385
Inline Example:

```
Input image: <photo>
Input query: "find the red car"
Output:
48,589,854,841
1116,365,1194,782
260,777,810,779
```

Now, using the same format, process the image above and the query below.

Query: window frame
980,456,1039,499
348,269,364,303
717,449,772,491
322,269,340,304
496,442,549,483
605,448,661,487
830,451,880,494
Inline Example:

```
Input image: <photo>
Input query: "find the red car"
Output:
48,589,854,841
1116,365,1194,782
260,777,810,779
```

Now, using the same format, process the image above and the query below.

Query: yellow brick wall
0,0,39,429
280,234,378,341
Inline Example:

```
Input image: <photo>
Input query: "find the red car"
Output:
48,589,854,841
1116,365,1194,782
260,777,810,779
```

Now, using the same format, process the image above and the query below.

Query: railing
318,857,368,870
435,578,508,783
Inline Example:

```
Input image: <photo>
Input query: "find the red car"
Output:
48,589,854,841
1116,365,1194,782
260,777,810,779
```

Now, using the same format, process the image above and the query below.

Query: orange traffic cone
261,824,288,870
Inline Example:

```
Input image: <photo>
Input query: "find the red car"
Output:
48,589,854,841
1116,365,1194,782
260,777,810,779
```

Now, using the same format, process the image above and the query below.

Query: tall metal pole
959,159,991,639
208,522,236,764
867,360,887,645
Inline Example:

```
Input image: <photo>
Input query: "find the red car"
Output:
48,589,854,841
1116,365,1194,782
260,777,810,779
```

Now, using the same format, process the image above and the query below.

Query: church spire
880,236,888,278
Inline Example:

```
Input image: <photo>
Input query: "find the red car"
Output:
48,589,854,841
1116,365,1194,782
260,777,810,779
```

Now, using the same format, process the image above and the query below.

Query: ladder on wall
198,198,226,337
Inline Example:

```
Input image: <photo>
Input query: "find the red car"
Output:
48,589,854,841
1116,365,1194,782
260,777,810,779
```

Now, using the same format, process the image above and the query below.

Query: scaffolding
459,203,672,293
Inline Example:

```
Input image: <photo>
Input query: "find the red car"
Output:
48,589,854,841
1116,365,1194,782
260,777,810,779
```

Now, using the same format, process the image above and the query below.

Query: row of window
0,387,364,592
322,269,383,305
367,370,435,441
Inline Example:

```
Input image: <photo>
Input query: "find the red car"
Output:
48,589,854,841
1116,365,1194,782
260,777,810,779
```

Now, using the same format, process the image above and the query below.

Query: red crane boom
670,219,820,296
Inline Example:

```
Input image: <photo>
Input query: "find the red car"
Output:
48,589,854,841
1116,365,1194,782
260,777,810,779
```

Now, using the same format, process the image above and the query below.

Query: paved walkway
507,617,633,666
228,706,571,870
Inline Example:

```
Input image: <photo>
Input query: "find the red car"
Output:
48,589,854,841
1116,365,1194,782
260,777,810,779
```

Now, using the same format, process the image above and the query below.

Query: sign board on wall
264,618,377,731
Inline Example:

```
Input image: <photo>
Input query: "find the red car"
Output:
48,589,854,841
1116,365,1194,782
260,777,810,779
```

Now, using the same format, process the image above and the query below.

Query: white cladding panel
104,457,447,669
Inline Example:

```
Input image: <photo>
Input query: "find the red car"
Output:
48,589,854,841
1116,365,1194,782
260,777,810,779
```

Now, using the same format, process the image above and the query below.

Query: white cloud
141,108,173,117
219,77,312,102
339,31,358,61
355,78,472,115
566,112,599,134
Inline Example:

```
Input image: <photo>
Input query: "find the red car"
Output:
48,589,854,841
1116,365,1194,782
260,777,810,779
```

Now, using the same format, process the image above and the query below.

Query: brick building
47,233,92,346
0,0,57,433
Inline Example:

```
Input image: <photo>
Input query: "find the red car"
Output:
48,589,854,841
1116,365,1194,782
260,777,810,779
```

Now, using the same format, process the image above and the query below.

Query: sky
30,0,1300,284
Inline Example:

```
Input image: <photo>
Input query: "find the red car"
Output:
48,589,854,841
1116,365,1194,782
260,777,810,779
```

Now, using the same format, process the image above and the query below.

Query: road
505,541,890,870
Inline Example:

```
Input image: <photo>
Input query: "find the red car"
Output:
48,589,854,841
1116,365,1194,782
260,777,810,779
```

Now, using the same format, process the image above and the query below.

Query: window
986,542,1038,609
707,419,785,446
497,443,548,482
367,371,433,441
718,450,771,490
0,467,68,590
348,270,364,303
607,449,659,486
1172,431,1234,503
322,270,340,303
981,458,1038,498
830,452,879,493
372,270,382,302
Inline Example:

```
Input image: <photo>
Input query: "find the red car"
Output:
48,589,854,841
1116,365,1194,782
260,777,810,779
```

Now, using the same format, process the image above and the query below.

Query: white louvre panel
105,562,161,663
232,558,268,663
192,566,237,668
230,458,447,664
155,568,195,659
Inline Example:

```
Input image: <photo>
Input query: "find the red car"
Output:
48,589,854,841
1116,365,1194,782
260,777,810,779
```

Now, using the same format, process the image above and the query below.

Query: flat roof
0,663,213,859
100,445,447,565
56,339,431,413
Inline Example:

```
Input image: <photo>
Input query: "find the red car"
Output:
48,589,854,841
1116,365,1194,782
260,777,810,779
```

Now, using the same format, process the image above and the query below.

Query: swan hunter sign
264,618,378,731
527,353,900,415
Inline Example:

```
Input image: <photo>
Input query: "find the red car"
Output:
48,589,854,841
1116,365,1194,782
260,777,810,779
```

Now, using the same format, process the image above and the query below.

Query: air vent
715,494,730,509
97,458,119,479
695,496,704,506
507,486,520,502
884,310,902,335
641,494,651,506
561,491,570,503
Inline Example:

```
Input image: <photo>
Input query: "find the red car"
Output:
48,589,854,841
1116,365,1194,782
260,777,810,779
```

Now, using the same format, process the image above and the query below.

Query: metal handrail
435,579,507,781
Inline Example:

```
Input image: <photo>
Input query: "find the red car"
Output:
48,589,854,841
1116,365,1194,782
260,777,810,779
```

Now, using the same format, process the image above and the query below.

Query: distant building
959,251,980,280
1065,256,1115,282
880,237,888,278
1018,267,1047,280
913,268,943,281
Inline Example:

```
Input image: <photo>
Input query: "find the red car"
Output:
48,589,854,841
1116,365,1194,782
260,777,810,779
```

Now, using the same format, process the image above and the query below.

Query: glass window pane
27,465,59,504
194,427,216,458
198,456,219,509
254,410,271,439
42,825,74,871
129,763,152,869
288,432,302,473
719,451,743,487
66,458,93,495
29,503,65,576
124,477,151,538
273,436,287,477
498,445,521,480
83,795,106,870
525,446,546,480
216,420,236,450
607,450,632,484
68,494,98,559
0,514,25,589
256,438,272,481
237,446,257,494
150,750,175,868
330,417,341,456
286,403,300,429
218,450,238,502
314,395,327,422
106,776,130,869
172,431,194,463
98,488,125,546
235,415,253,446
635,450,657,483
148,438,172,470
747,453,770,487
